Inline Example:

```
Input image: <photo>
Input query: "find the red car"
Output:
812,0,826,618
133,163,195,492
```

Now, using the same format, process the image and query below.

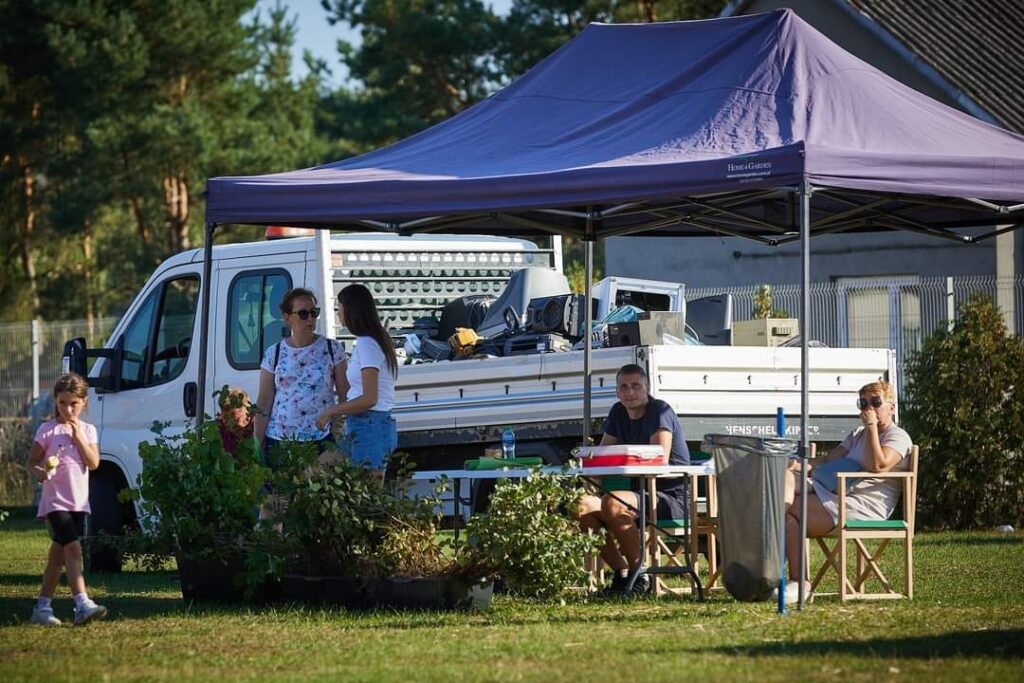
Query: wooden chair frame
809,445,918,602
646,474,720,596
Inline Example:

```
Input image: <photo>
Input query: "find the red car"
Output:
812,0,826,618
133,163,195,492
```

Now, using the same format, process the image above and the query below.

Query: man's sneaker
73,600,108,625
628,573,652,596
30,606,62,626
598,573,629,597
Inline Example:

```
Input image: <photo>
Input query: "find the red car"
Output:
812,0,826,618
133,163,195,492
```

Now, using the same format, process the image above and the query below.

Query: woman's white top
813,422,913,523
346,336,397,412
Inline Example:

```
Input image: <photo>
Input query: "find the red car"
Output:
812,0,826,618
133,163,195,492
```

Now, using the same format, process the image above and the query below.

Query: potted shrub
124,412,270,603
368,479,494,611
268,445,382,608
262,447,492,610
462,469,601,600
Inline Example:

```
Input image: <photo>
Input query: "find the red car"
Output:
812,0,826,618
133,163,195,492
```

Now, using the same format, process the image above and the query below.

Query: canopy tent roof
205,9,1024,242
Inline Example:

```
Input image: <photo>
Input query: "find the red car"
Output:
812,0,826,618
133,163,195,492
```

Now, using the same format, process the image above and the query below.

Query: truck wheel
85,467,131,573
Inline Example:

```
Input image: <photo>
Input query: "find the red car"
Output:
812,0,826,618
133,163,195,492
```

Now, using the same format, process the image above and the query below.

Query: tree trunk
83,223,95,325
163,173,190,252
124,153,150,245
639,0,658,22
18,159,41,317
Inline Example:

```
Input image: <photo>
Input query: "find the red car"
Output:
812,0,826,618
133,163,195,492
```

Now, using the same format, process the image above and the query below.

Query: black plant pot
177,555,249,603
372,576,494,611
280,574,371,609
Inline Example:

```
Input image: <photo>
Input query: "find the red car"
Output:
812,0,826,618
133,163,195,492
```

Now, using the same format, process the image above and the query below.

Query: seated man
577,363,690,595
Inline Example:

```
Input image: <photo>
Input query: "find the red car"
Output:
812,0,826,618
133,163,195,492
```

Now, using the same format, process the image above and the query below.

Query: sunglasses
290,307,321,320
857,396,885,410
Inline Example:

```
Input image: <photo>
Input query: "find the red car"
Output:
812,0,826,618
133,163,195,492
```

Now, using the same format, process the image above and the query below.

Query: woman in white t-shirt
255,288,346,459
316,284,399,472
781,380,912,602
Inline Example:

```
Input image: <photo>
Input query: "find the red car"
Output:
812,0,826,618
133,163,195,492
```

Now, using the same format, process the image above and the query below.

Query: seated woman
783,380,912,602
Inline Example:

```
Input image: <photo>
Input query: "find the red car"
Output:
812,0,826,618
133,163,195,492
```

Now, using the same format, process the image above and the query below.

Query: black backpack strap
273,341,281,371
327,338,336,364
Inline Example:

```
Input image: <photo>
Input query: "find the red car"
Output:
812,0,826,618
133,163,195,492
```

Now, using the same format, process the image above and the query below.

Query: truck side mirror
62,338,88,376
61,336,123,392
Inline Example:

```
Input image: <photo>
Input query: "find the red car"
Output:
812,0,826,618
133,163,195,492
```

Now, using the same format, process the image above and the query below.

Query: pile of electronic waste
397,267,694,363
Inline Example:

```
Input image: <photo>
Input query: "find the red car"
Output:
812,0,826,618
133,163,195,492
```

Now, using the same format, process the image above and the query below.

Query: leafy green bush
463,470,600,599
128,419,269,561
902,295,1024,529
278,453,392,576
265,447,456,578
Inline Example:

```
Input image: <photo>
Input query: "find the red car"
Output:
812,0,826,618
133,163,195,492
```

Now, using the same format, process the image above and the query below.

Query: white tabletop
411,463,715,481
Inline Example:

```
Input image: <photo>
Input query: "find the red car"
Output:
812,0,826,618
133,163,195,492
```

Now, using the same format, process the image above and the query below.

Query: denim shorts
342,410,397,469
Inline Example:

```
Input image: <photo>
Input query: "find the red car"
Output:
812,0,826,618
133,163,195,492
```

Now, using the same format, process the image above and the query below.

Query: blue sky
251,0,513,86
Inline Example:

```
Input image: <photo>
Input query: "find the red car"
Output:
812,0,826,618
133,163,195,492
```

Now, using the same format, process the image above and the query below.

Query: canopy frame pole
582,209,598,446
797,183,812,609
975,222,1024,242
195,221,217,428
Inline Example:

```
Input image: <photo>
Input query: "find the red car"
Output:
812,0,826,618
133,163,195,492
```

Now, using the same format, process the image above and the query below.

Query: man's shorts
45,510,87,546
656,491,690,522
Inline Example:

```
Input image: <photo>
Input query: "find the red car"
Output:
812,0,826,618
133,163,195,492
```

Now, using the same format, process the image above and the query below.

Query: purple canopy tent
204,9,1024,607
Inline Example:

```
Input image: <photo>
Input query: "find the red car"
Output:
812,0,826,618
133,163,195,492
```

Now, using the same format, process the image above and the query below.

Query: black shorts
656,491,689,522
46,511,87,546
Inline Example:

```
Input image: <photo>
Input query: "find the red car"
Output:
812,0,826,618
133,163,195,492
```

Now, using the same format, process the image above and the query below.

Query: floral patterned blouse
260,336,345,441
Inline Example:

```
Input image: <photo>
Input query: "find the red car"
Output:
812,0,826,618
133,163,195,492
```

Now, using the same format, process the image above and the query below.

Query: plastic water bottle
502,426,516,460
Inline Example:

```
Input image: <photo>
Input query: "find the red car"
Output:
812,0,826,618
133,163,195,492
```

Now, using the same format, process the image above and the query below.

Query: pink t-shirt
35,419,98,518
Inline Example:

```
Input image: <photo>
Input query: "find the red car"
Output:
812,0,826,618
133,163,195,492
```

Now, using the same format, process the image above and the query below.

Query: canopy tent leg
195,222,216,428
797,183,813,609
582,211,597,447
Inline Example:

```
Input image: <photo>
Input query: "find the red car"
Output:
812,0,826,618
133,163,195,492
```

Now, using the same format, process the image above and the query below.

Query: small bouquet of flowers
36,455,59,480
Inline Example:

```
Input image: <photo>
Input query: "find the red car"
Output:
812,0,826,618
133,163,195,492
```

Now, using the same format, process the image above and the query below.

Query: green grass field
1,507,1022,682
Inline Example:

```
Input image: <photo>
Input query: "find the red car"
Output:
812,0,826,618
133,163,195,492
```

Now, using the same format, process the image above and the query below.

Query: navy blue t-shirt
602,397,690,465
602,397,690,497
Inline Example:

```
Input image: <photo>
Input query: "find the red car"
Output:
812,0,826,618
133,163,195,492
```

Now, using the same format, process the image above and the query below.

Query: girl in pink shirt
26,373,107,626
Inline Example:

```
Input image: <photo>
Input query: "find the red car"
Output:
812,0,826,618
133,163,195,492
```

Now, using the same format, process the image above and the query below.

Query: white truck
64,231,895,569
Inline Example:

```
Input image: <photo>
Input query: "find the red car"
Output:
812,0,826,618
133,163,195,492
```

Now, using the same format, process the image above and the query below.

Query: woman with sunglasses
780,381,912,602
315,284,399,474
254,288,347,460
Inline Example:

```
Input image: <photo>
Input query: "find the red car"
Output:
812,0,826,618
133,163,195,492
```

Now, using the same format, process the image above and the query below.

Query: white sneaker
769,581,813,605
73,600,108,625
30,606,62,626
784,580,813,605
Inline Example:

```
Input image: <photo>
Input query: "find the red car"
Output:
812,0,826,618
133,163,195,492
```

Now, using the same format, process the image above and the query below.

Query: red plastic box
576,445,667,467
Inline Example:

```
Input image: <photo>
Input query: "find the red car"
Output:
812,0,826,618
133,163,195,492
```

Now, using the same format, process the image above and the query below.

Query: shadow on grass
2,571,180,593
0,595,189,625
661,629,1024,660
918,535,1022,547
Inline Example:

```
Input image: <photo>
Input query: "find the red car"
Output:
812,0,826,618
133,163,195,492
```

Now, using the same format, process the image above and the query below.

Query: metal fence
0,317,117,421
688,274,1023,396
0,275,1021,420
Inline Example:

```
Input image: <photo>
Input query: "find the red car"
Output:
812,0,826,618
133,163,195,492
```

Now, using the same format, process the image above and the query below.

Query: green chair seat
690,450,712,463
657,518,690,529
601,476,631,491
845,519,907,530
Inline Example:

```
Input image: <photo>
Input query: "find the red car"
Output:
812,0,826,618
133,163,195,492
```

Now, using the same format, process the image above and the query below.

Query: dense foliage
463,470,600,598
131,418,269,561
902,295,1024,529
260,444,462,578
1,0,725,323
